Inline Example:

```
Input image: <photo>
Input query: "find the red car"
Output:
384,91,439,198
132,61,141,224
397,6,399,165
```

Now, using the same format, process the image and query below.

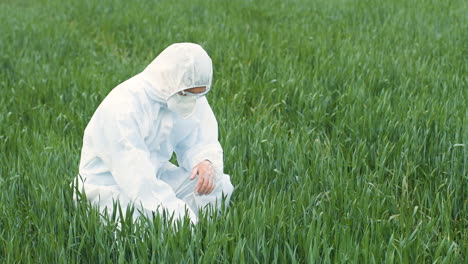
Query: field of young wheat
0,0,466,262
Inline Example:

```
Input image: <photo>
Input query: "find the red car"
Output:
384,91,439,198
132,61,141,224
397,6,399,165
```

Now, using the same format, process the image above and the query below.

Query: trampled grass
0,0,466,262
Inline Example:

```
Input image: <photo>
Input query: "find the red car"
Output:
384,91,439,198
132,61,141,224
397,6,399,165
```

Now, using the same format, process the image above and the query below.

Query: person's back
75,43,234,224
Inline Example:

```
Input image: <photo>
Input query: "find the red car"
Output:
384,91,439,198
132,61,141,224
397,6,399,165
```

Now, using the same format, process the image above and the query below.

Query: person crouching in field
74,43,234,224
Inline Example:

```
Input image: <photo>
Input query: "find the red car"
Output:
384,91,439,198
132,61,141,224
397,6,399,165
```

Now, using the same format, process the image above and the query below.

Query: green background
0,0,466,262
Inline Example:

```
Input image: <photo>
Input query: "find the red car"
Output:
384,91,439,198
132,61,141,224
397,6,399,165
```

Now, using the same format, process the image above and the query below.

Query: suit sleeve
174,97,224,179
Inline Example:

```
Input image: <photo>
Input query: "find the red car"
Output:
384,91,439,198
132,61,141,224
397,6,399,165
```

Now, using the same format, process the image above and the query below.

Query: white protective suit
75,43,234,224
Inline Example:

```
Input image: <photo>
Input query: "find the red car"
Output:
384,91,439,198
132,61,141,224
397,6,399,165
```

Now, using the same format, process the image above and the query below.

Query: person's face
177,86,207,96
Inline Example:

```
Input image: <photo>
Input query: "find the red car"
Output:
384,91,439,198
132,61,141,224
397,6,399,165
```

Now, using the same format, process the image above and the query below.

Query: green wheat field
0,0,466,262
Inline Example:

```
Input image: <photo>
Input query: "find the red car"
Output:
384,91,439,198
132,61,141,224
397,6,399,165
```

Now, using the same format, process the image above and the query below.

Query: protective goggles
177,86,211,97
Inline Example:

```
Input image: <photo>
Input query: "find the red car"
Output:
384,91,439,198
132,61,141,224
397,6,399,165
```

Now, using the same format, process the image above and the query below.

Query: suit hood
140,43,213,102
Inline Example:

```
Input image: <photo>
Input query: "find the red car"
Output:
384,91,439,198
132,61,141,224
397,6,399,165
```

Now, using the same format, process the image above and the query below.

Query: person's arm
93,105,196,221
174,97,224,194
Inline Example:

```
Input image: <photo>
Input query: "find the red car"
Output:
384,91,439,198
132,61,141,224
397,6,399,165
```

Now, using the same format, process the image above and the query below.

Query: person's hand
190,160,215,195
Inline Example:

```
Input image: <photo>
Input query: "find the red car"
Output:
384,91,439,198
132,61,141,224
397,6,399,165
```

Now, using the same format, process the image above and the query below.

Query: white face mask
167,93,197,119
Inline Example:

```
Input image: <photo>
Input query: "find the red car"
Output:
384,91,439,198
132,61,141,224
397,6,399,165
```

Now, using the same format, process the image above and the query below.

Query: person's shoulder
197,96,212,109
97,87,135,116
193,96,218,122
91,82,151,123
102,75,160,111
